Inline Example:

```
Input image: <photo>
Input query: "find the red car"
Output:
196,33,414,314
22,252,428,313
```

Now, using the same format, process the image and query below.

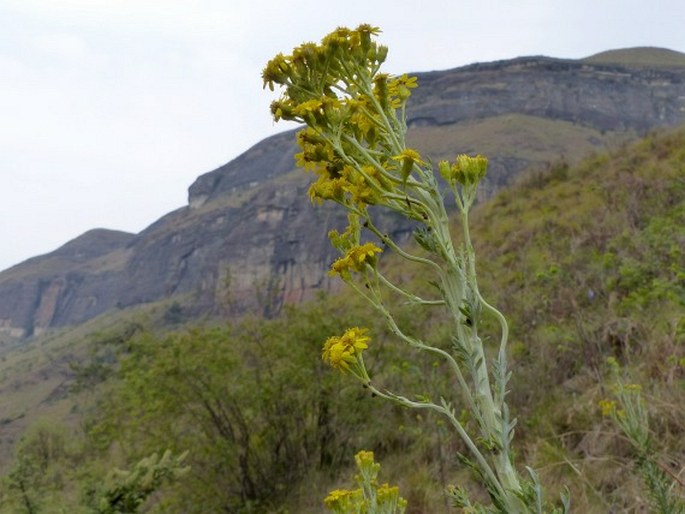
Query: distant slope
2,49,685,339
2,229,134,282
583,46,685,67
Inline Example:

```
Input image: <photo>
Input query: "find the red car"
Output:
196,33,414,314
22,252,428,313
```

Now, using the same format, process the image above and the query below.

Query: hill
583,46,685,68
2,48,685,342
1,123,683,512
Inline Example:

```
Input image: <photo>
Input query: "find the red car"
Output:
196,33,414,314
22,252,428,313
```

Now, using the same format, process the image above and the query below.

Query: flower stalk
601,358,685,513
264,24,567,513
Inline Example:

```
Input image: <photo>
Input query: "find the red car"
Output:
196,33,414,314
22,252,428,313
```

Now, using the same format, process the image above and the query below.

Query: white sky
1,0,684,272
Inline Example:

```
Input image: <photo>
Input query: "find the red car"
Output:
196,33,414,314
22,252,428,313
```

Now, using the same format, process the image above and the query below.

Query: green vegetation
262,24,568,512
0,296,436,512
324,450,407,514
473,128,685,511
601,357,685,514
1,126,684,512
1,25,685,511
408,113,630,168
582,47,685,68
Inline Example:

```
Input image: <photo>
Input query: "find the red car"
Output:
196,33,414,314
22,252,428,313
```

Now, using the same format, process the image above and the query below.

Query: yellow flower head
388,73,418,102
392,148,425,181
321,327,370,372
261,53,290,91
341,165,380,206
354,450,375,468
376,483,402,503
395,74,418,89
295,134,336,173
323,488,362,511
308,176,347,204
292,96,343,125
392,148,424,164
269,99,296,122
598,399,617,417
329,243,383,278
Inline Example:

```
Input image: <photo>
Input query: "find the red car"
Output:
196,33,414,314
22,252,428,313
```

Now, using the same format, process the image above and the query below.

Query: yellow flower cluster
321,327,370,372
439,154,489,186
324,450,407,513
295,127,383,208
295,127,335,172
306,166,381,207
321,24,384,62
323,488,362,511
598,399,617,416
389,74,418,98
307,176,347,204
377,483,406,508
355,450,376,468
262,24,387,124
264,25,423,216
329,243,383,278
392,148,426,181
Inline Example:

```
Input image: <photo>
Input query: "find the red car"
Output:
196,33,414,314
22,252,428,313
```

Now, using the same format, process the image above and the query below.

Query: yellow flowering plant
264,25,569,513
601,358,685,512
321,327,372,381
324,450,407,514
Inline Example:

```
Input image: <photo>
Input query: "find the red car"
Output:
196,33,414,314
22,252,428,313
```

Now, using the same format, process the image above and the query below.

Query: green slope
583,46,685,68
472,127,685,509
1,127,684,512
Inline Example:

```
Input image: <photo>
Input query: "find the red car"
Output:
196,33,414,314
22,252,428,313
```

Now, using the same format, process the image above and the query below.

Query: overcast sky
1,0,684,272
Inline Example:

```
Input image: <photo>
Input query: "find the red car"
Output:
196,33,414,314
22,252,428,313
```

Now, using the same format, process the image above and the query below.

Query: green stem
340,135,429,193
366,293,485,433
460,211,522,498
364,382,508,505
374,270,444,306
479,292,510,364
336,59,404,154
363,218,446,277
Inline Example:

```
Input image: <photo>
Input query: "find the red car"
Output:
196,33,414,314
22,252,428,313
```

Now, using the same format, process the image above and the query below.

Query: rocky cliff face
0,229,135,338
407,56,685,132
2,50,685,339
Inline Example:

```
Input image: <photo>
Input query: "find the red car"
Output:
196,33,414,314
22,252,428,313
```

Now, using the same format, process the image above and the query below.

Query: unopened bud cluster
439,154,489,186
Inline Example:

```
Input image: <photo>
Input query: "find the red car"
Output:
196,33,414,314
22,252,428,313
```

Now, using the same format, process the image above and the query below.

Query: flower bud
454,154,488,185
438,160,452,182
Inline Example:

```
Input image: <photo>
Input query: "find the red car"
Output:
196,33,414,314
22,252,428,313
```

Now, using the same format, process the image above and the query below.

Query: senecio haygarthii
264,25,569,513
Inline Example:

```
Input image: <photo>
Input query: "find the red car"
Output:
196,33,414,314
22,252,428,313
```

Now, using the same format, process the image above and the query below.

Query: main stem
461,208,522,501
427,191,523,506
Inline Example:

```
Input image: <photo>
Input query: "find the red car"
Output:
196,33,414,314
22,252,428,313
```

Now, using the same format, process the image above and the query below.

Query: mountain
2,47,685,341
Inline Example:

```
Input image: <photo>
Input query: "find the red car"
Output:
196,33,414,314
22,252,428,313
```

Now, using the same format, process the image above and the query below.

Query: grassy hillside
472,127,685,510
408,113,633,194
582,47,685,68
410,113,628,162
0,127,683,512
0,299,181,474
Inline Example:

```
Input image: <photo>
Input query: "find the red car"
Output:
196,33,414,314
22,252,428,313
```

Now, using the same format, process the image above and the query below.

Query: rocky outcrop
117,185,344,317
188,131,299,208
2,50,685,339
407,56,685,132
0,229,134,338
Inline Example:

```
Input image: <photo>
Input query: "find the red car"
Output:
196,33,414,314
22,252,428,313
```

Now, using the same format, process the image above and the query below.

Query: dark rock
407,56,685,132
188,131,299,208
